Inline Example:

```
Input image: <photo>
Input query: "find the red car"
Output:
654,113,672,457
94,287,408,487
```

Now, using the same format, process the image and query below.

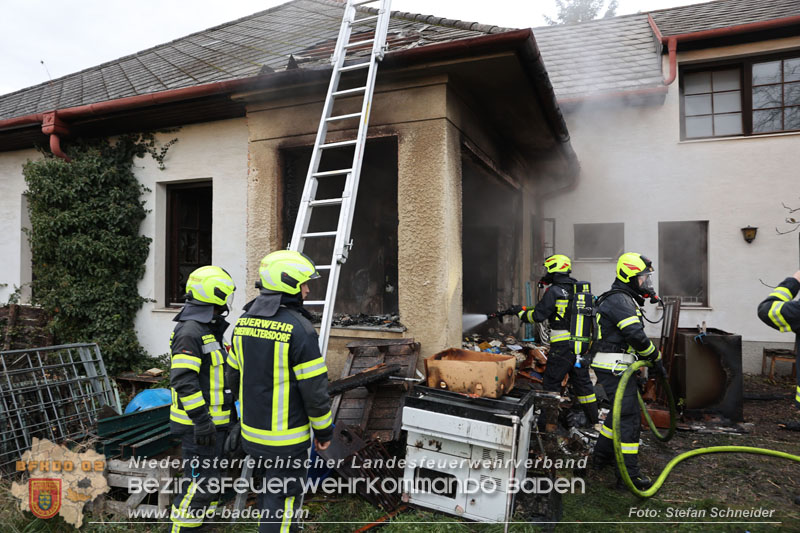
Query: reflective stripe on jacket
227,306,333,456
169,319,233,429
591,280,657,371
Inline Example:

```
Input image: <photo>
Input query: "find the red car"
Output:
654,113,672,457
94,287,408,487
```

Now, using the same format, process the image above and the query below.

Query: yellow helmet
616,252,654,283
544,254,572,274
185,265,236,306
259,250,320,295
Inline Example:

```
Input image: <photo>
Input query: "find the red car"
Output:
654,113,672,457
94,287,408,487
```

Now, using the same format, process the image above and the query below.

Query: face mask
638,274,655,294
540,272,556,286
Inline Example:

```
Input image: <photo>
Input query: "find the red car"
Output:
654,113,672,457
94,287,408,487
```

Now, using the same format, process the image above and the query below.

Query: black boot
591,452,614,470
582,402,599,427
617,474,653,491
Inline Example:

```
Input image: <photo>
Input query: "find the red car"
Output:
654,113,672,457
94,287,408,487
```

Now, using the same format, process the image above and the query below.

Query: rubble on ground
311,312,404,329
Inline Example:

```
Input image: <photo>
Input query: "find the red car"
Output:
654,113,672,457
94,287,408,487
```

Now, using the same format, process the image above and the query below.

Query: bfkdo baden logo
29,478,61,519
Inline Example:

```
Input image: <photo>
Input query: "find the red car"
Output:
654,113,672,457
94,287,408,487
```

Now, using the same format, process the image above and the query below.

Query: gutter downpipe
0,78,258,161
648,13,800,86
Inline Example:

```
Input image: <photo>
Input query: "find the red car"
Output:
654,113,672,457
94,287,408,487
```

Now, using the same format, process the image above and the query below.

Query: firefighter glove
507,305,524,316
651,359,667,380
194,418,216,447
223,422,243,456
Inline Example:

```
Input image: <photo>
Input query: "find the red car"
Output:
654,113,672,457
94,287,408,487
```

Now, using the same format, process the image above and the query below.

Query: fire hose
612,359,800,497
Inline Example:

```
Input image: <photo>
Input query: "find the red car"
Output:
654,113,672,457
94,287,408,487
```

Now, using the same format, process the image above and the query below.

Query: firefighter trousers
251,451,309,533
592,368,643,477
170,429,228,532
542,343,598,424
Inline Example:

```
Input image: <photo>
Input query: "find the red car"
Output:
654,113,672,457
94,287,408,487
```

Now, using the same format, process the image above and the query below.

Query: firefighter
757,270,800,415
169,265,236,532
513,254,599,426
590,252,665,490
225,250,333,533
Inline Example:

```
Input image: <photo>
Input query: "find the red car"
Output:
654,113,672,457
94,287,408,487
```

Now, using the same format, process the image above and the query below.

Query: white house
534,0,800,373
0,0,797,376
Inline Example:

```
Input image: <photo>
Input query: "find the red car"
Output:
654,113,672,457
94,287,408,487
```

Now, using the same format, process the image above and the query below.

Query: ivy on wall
23,134,175,374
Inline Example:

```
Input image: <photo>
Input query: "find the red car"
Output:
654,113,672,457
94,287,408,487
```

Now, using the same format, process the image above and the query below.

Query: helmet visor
638,273,655,294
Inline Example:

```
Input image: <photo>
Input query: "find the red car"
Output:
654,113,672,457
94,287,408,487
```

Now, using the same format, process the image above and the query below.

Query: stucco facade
544,36,800,373
0,119,250,358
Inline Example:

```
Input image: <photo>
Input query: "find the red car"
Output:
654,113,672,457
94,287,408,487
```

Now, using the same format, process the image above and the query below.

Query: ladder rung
302,231,338,238
309,198,344,207
320,139,358,149
332,86,367,97
339,62,371,72
345,38,375,49
313,168,352,177
315,265,332,271
304,300,326,306
352,0,379,6
352,15,380,24
326,112,362,122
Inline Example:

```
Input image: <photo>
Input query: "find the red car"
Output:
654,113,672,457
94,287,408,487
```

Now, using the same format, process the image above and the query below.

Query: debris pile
462,333,548,382
312,312,404,329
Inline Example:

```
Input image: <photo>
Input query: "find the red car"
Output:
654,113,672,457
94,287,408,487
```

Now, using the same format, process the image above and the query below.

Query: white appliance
402,386,536,524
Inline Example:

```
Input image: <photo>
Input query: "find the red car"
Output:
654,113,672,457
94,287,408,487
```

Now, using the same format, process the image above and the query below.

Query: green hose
612,359,800,498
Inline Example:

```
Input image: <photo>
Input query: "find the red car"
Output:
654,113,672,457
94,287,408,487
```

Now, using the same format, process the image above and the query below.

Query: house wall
543,36,800,374
133,118,249,357
0,119,250,359
0,148,39,304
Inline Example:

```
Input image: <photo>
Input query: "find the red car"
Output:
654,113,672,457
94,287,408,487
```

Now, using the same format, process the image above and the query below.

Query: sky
0,0,710,97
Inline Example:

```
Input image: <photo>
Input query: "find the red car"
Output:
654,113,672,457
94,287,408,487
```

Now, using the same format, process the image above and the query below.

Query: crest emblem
29,478,61,519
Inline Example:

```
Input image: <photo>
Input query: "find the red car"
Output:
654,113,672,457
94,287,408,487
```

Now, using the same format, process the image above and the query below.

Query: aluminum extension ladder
289,0,392,359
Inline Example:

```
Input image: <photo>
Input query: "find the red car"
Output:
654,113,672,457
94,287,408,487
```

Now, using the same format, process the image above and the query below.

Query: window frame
679,49,800,140
165,181,213,307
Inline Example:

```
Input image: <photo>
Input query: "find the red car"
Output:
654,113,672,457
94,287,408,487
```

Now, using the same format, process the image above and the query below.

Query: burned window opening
658,221,709,307
282,137,398,317
461,153,521,331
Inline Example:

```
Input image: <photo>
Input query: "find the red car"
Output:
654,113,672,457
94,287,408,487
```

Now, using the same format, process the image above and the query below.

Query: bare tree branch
775,223,800,235
782,202,800,214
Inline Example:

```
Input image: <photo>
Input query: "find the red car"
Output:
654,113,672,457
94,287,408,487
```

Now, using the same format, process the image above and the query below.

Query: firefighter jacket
169,308,233,432
519,273,576,343
757,277,800,408
591,279,658,370
758,277,800,338
227,293,333,457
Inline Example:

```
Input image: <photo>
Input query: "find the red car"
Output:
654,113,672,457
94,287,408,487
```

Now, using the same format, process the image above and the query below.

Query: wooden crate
332,338,419,442
94,458,175,516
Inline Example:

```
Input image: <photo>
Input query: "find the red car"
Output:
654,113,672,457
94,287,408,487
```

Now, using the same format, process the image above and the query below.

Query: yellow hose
612,360,800,498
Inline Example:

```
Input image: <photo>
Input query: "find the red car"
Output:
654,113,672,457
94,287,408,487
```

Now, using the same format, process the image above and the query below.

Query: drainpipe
648,13,800,86
0,77,260,161
41,112,70,162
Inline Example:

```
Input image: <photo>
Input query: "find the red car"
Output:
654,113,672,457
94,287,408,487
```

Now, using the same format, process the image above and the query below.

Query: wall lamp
741,226,758,244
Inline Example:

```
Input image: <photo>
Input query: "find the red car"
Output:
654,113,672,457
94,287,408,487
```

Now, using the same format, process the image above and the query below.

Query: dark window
166,182,212,306
681,53,800,139
574,223,624,260
283,138,398,316
658,221,708,307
